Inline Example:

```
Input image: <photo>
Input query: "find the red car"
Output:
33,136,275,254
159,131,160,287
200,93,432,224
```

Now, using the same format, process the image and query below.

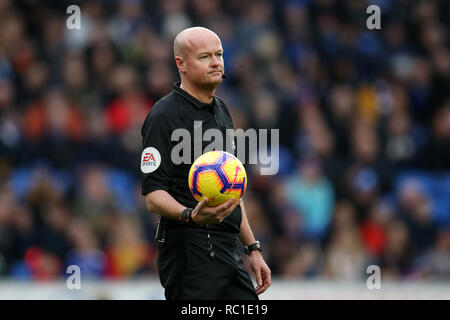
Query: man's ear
175,56,185,73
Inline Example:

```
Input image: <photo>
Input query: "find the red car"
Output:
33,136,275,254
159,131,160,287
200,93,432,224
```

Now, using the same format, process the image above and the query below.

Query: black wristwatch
243,241,262,255
179,208,196,225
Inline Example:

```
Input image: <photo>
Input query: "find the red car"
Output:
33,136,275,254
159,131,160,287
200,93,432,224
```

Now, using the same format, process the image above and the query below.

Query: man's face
183,35,224,89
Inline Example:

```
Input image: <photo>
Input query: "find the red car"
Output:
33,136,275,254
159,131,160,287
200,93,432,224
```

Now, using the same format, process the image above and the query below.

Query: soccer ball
188,150,247,207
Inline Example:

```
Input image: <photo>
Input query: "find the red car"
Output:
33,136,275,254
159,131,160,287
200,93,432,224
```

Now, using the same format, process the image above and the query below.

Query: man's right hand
191,197,241,225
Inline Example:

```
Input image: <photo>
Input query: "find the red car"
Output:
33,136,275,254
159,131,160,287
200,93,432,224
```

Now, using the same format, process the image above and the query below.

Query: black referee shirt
141,82,242,233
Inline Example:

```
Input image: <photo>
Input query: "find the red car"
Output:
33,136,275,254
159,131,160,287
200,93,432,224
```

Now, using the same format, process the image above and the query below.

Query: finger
216,197,235,211
199,197,209,208
225,197,236,207
194,197,209,213
257,269,271,295
219,199,241,221
229,198,241,211
256,279,266,295
257,280,270,295
225,198,241,211
256,284,264,295
254,268,263,290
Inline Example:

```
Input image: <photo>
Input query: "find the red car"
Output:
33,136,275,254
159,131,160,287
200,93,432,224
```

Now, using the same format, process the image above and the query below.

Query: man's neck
180,81,216,104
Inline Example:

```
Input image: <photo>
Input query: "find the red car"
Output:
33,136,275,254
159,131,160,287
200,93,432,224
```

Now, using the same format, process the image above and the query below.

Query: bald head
173,27,225,94
174,27,221,59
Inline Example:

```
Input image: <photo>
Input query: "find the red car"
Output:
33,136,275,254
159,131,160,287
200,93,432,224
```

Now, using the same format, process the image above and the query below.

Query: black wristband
179,208,196,225
187,209,196,225
243,241,262,255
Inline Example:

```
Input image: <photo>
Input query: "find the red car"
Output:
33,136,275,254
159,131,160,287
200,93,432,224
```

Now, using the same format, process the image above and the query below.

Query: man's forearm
239,201,256,246
145,190,186,220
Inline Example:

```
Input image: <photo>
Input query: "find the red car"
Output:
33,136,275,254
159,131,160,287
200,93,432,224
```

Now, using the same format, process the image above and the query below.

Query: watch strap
179,208,196,225
244,241,262,255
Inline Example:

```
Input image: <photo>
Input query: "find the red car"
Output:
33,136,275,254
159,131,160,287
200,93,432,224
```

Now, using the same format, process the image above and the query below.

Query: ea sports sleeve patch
141,110,173,195
141,147,161,174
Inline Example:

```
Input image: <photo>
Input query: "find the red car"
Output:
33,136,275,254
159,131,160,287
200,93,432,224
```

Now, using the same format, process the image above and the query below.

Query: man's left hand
248,251,271,295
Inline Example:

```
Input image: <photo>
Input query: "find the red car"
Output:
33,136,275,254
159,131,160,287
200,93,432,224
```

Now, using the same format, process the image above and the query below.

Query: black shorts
157,226,258,300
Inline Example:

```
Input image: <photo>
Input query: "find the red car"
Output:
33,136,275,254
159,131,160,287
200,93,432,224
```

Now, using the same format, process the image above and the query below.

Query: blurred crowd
0,0,449,282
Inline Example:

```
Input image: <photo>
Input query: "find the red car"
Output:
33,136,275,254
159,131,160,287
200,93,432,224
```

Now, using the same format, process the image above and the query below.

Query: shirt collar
173,81,215,110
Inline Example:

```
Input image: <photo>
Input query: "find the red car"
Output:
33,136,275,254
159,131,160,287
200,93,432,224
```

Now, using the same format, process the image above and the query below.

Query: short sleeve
140,111,173,195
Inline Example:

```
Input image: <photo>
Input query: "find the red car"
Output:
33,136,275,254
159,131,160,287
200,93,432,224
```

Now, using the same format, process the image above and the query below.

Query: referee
141,27,271,300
